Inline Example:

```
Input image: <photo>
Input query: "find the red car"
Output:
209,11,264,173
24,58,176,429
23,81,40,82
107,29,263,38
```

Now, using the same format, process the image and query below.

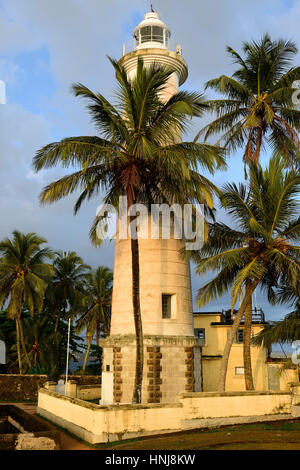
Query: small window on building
236,329,244,344
194,328,205,340
235,367,245,375
162,294,172,319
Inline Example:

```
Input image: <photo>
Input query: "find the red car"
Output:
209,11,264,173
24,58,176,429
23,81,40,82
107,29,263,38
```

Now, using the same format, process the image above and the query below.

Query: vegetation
194,157,300,391
46,251,90,333
197,34,300,167
76,266,113,373
0,234,111,376
0,231,54,373
195,34,300,388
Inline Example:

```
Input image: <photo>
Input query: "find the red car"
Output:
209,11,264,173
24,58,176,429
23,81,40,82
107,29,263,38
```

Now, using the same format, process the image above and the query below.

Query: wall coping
77,384,102,390
99,334,203,347
39,388,182,411
179,390,291,399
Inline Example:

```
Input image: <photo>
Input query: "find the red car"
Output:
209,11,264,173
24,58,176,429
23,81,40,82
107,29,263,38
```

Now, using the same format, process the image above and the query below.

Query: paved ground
8,403,300,450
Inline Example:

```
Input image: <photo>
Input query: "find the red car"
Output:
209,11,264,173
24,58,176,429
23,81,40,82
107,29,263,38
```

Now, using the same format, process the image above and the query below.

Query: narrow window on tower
162,294,172,319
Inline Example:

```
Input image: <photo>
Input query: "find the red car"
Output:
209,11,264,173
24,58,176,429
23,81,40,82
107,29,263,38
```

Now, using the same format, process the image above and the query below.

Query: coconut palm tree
33,57,225,402
197,34,300,390
0,231,53,373
196,34,300,167
193,157,300,391
253,282,300,347
46,251,90,332
76,266,113,373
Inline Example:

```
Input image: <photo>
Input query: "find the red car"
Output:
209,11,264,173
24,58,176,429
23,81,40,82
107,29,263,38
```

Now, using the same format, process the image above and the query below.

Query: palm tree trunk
243,291,254,390
19,317,31,370
15,318,23,374
253,126,262,165
218,280,259,392
17,295,31,370
82,336,93,373
54,312,60,333
129,213,143,404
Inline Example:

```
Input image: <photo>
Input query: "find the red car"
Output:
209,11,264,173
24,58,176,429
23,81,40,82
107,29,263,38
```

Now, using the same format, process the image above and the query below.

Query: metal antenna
151,4,154,12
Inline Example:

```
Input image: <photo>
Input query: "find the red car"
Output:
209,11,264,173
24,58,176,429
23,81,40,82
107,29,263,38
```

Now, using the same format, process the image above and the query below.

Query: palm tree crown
0,231,53,317
0,231,53,372
46,251,90,331
197,34,300,166
33,57,225,225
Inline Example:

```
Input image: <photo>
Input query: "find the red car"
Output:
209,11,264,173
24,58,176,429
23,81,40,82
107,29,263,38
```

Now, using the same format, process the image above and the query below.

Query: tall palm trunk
243,291,254,390
82,335,93,373
252,125,262,166
54,312,60,333
218,280,259,392
15,318,23,374
131,233,143,403
128,205,143,404
18,296,31,370
19,319,31,370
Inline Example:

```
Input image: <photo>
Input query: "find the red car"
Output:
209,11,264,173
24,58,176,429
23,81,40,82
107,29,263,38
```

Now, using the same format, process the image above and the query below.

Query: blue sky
0,0,299,331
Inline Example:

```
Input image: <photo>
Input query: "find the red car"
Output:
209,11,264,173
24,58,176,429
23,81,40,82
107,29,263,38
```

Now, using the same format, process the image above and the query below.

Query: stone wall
59,375,101,386
0,374,101,402
0,374,48,401
37,388,292,444
75,385,102,401
100,335,203,404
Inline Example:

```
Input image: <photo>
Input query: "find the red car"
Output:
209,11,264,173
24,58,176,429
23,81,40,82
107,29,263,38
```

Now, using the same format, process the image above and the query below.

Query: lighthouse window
152,26,164,43
141,26,151,43
162,294,172,319
140,26,164,44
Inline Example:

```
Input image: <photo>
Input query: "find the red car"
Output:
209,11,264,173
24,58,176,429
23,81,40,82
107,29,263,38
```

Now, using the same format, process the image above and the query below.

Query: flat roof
193,311,222,316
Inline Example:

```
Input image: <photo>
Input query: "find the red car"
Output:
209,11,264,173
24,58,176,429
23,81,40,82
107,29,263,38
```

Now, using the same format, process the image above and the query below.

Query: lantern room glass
134,26,168,47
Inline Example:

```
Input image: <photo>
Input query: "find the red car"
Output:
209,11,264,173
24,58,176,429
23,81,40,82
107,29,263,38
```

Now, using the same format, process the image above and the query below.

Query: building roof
193,311,222,316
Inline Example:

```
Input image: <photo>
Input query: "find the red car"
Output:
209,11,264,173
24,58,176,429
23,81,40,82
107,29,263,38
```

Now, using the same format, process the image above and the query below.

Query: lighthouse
100,10,203,404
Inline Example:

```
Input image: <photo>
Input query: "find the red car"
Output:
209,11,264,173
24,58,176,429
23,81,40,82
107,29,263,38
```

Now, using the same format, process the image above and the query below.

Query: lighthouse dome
133,11,171,50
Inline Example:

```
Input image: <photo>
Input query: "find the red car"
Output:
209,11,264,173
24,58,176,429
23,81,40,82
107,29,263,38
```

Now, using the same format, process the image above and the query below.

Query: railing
221,308,265,324
122,38,182,56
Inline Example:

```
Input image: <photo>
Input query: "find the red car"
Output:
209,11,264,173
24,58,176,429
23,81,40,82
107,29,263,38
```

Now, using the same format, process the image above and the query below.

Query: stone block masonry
113,347,123,403
100,334,203,404
0,374,48,401
147,347,162,403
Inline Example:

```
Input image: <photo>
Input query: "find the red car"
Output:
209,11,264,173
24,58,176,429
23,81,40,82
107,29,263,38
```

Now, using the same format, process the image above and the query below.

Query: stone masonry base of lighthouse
99,335,203,404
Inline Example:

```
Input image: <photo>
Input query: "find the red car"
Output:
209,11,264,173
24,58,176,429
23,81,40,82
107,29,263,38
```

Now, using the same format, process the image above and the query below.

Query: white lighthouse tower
100,10,203,404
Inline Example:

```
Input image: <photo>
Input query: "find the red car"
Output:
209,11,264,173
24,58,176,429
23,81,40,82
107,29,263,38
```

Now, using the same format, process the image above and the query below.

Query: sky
0,0,299,326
